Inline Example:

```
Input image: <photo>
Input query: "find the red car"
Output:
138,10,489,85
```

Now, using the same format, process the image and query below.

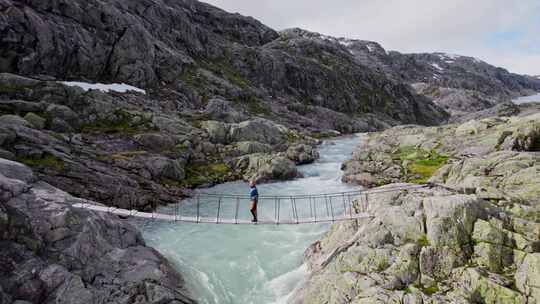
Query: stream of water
137,135,362,304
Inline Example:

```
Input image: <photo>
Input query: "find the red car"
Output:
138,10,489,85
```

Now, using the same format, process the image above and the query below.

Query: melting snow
60,81,146,94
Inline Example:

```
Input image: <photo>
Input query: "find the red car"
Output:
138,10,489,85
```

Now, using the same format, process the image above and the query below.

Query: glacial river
138,135,362,304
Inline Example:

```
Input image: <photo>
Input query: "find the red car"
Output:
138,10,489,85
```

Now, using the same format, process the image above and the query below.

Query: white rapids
136,135,363,304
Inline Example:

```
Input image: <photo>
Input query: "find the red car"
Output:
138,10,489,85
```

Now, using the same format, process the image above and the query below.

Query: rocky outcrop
342,112,540,187
295,109,540,303
292,183,539,303
0,158,196,304
1,1,448,132
287,29,540,116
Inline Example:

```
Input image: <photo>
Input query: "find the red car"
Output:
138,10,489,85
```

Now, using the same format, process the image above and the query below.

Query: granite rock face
0,158,196,304
294,110,540,304
0,0,448,133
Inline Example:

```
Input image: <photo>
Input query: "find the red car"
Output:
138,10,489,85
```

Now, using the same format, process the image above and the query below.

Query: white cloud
204,0,540,75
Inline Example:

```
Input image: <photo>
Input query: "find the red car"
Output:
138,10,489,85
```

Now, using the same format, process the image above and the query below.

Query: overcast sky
205,0,540,75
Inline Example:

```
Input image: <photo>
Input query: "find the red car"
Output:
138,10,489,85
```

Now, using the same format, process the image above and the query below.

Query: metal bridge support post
175,200,178,222
291,197,299,224
364,193,369,213
328,196,335,222
196,195,200,223
348,194,353,219
234,197,240,224
314,197,317,222
309,196,314,220
216,197,222,224
277,198,281,225
324,195,330,219
341,194,346,217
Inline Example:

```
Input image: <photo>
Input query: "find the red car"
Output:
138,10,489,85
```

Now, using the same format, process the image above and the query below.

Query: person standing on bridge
249,180,258,223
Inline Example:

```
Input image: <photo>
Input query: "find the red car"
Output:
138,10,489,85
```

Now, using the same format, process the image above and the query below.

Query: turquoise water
137,135,361,304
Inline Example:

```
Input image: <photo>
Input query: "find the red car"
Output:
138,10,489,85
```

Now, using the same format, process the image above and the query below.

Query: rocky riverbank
0,158,195,304
293,111,540,303
0,73,322,211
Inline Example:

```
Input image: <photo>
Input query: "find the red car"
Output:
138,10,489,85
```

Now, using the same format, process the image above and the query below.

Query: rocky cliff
0,0,453,211
293,111,540,303
0,158,195,304
284,29,540,117
0,0,448,132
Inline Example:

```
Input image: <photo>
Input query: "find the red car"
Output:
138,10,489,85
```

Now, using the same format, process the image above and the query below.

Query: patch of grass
413,283,439,296
393,146,448,184
184,163,231,188
81,110,154,135
422,284,439,296
232,94,271,115
18,154,65,171
110,151,148,161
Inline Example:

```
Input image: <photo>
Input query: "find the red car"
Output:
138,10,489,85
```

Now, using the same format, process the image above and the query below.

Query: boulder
0,158,35,182
145,157,185,181
228,119,288,145
201,120,230,144
134,133,175,151
203,98,245,123
234,153,299,182
0,114,32,128
45,104,79,129
224,141,272,157
286,144,319,165
23,112,46,129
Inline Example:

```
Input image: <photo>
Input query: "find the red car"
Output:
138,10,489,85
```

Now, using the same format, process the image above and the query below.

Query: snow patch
60,81,146,94
437,53,461,62
430,63,444,72
472,57,483,64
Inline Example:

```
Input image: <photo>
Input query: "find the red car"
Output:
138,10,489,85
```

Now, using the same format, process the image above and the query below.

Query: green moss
0,82,31,95
18,154,65,171
422,285,439,296
81,110,154,135
393,146,448,184
200,59,250,89
417,234,430,247
184,163,231,188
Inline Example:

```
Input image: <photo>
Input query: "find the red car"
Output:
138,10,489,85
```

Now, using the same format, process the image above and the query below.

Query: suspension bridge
73,184,428,225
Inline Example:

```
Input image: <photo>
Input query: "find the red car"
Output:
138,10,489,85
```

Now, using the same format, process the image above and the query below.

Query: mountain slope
284,28,540,115
0,0,448,131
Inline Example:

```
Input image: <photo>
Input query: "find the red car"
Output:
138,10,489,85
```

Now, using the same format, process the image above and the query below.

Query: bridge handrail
196,184,427,199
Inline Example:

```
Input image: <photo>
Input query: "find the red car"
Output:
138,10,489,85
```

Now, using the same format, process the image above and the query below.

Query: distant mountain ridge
283,28,540,115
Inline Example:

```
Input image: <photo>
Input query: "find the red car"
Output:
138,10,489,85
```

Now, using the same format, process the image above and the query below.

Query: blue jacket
250,187,258,201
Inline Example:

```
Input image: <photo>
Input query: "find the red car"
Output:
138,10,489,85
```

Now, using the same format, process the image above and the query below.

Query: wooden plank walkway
72,203,373,225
